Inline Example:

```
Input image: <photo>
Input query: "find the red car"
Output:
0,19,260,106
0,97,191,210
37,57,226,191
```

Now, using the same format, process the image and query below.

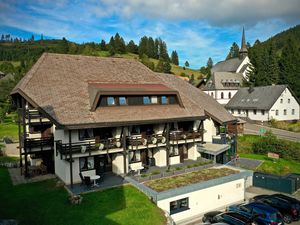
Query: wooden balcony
169,130,202,141
22,136,54,154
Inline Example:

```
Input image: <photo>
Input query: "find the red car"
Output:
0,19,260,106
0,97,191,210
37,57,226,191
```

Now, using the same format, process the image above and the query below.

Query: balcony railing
22,136,54,153
127,133,166,148
169,130,202,141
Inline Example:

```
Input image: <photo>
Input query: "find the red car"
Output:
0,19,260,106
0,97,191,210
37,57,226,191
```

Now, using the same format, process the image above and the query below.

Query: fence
253,172,300,194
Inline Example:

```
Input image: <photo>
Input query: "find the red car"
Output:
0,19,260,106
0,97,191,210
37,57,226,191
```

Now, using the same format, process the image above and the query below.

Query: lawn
0,156,19,163
269,120,300,132
0,113,18,141
0,168,166,225
239,153,300,175
144,168,238,192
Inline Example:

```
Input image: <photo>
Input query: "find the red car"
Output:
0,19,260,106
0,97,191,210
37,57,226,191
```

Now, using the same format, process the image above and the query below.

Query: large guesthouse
11,53,237,187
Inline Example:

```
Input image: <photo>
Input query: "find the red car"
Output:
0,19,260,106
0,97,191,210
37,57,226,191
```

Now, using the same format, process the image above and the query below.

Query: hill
247,25,300,98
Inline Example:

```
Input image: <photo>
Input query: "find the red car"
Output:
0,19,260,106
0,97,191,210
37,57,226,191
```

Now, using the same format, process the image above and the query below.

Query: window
161,96,168,104
79,157,94,171
79,129,94,140
150,96,158,104
129,150,141,163
238,109,241,114
275,110,279,116
119,97,127,105
143,96,150,104
292,109,295,115
170,145,179,156
170,198,189,215
107,97,115,105
253,109,257,115
284,109,287,115
280,98,283,103
288,98,290,103
221,92,224,99
231,109,234,114
228,92,231,99
261,110,265,115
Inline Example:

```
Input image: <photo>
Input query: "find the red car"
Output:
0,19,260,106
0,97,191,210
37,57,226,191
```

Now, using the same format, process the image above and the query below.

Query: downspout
68,130,73,188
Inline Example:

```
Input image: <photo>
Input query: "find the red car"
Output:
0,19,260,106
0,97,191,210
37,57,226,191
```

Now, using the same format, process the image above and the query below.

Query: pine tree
154,38,159,59
100,39,107,51
185,61,189,67
171,50,179,65
41,34,44,40
156,58,171,73
114,33,126,54
146,37,156,58
126,40,138,54
207,57,213,69
108,36,115,55
226,42,239,59
158,39,169,61
138,36,148,58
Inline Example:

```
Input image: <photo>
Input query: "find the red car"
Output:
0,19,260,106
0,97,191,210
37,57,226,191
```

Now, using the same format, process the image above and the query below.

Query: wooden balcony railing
127,133,166,147
169,130,202,141
22,136,54,153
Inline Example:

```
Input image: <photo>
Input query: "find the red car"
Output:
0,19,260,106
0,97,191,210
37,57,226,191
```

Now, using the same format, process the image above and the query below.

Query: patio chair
79,172,85,185
84,176,92,188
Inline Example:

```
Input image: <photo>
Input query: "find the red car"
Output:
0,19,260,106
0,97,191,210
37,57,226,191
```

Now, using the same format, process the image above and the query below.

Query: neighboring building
225,85,300,121
203,72,244,105
211,28,251,79
202,28,251,105
11,53,238,186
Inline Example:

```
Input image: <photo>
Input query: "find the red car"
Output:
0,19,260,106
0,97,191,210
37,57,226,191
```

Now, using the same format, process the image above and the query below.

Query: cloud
100,0,300,26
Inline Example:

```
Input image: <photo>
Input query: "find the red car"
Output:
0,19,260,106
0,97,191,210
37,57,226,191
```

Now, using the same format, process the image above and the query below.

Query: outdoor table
90,175,100,187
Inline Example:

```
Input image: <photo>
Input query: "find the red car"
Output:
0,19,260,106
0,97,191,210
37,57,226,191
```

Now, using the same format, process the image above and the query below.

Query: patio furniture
84,176,92,188
90,175,101,187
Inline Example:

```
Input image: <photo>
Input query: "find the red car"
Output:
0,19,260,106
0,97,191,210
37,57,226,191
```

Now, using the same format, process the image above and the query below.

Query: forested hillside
247,25,300,98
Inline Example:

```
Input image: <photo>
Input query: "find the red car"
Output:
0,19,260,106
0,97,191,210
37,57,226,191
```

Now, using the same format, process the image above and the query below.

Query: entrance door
179,144,188,163
140,150,148,165
94,155,112,175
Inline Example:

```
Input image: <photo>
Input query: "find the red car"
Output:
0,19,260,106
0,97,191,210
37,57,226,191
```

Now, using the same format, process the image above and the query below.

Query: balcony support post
166,123,170,167
201,120,204,144
22,98,29,178
68,130,73,188
122,127,127,174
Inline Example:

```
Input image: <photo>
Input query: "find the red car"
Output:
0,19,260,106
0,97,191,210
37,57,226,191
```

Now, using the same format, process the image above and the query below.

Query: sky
0,0,300,69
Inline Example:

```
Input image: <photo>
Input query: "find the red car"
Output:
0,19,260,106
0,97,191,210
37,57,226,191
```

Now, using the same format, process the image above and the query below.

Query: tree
40,34,44,40
108,36,115,55
1,34,4,42
31,35,34,42
171,50,179,65
185,61,189,67
158,39,169,61
126,40,138,54
100,39,107,51
138,36,148,58
156,58,171,73
140,54,155,71
114,33,126,54
154,38,159,59
207,57,213,69
226,42,239,59
146,37,156,58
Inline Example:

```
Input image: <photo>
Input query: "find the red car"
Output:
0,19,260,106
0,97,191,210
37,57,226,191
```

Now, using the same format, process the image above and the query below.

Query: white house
11,53,239,185
202,28,251,105
225,85,300,121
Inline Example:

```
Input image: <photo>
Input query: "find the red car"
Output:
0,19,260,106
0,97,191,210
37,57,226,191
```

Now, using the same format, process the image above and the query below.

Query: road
244,123,300,142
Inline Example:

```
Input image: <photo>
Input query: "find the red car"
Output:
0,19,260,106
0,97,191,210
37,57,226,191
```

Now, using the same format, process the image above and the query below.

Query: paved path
244,123,300,142
8,168,55,185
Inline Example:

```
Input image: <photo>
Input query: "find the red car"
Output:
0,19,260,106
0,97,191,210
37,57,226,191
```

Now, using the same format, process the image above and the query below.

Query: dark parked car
253,195,299,224
202,211,258,225
227,202,284,225
271,194,300,213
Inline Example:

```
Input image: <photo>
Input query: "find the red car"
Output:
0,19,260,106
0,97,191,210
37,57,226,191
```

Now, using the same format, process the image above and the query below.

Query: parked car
227,202,284,225
202,211,258,225
253,195,299,224
271,194,300,213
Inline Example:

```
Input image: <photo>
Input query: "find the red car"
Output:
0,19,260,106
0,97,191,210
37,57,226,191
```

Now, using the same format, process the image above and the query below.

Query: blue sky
0,0,300,69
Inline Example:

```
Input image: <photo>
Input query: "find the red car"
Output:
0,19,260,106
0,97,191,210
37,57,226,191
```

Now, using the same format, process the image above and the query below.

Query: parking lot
182,186,300,225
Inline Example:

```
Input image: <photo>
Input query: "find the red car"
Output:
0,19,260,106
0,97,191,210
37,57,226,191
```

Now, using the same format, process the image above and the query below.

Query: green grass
0,168,166,225
0,156,19,163
0,113,18,141
239,153,300,175
0,60,20,67
145,168,238,192
269,120,300,132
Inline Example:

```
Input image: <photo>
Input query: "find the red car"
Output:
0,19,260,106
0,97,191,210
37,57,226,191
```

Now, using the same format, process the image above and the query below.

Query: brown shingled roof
12,53,235,129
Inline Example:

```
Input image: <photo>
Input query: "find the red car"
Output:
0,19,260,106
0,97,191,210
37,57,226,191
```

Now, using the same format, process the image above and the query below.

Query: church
202,28,251,105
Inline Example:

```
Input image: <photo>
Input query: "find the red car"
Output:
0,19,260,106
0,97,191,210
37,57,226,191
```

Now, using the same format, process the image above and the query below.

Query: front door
179,144,188,163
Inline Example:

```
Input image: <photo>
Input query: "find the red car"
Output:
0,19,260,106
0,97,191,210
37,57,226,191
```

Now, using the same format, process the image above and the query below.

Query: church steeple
239,27,248,59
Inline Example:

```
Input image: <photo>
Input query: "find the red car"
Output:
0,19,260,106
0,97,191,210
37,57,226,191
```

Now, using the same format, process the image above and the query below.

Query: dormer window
143,96,150,104
119,97,127,105
151,96,158,104
161,96,168,104
107,97,115,105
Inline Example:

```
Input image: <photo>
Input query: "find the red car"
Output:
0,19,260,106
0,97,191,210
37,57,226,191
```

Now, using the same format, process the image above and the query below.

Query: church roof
225,85,289,110
203,72,244,91
211,58,244,73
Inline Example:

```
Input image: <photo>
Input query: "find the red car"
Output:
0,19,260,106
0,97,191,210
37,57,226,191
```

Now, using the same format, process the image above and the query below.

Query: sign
268,152,280,159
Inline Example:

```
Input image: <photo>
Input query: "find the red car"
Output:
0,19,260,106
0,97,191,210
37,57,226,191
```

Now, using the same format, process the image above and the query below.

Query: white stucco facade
205,90,239,105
